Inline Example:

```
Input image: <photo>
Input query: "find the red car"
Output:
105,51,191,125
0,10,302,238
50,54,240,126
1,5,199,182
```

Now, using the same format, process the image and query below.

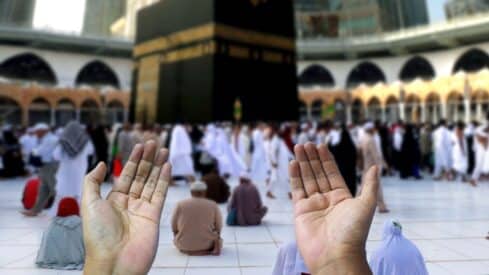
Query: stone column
50,108,56,126
399,102,406,121
381,107,387,123
76,109,81,122
420,102,426,123
477,102,483,122
346,104,352,125
306,105,312,121
441,101,448,119
464,98,471,124
22,107,29,127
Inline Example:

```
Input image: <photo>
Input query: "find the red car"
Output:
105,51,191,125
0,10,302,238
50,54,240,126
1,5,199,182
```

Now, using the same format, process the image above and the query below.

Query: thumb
82,162,107,206
360,165,380,210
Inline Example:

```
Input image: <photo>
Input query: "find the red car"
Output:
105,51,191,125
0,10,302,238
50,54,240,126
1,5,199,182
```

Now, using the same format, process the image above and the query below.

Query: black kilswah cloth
59,121,89,158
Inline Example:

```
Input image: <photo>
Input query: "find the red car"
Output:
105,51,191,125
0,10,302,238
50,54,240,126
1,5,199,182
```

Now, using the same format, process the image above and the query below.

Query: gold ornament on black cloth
250,0,268,7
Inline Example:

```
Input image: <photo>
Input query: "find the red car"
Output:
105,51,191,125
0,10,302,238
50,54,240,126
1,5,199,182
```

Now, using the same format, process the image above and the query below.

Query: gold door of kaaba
135,55,160,124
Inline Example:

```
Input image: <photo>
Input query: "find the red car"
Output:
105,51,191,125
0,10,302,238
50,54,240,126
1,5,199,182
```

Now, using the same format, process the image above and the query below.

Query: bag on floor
226,208,237,226
22,177,54,210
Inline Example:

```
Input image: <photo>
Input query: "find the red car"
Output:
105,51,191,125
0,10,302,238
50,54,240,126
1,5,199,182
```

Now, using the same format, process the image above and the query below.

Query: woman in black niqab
329,125,358,196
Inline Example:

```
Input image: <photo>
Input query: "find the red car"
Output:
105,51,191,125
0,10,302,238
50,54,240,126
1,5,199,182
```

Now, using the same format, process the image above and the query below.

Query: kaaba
132,0,298,123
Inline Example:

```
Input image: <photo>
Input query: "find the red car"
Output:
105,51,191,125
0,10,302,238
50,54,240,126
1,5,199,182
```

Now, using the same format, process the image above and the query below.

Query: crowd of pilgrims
2,117,489,274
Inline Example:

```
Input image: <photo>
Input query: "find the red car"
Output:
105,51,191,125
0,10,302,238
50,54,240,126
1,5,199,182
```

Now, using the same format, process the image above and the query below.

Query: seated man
201,167,230,204
369,220,428,275
171,181,223,255
227,172,267,226
36,197,84,270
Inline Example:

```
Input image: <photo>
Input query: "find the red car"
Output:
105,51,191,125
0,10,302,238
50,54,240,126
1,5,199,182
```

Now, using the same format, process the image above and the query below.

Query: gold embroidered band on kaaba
133,23,295,58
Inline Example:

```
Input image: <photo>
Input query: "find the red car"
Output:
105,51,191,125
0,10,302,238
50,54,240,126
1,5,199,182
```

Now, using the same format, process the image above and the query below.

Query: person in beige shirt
171,181,223,255
360,122,389,213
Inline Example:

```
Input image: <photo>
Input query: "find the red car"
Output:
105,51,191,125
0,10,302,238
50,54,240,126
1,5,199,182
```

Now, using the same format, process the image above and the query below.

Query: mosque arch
28,98,51,125
75,60,120,89
299,64,335,87
399,56,435,82
405,95,422,123
106,100,125,124
426,93,442,124
351,98,363,123
453,48,489,73
385,96,399,123
366,97,382,121
311,99,324,121
0,53,57,85
0,96,22,125
346,61,386,88
55,98,77,127
80,99,101,125
447,92,465,123
299,100,308,121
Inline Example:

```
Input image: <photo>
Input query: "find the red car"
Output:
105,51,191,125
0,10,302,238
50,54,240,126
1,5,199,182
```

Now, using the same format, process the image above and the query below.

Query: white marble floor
1,176,489,275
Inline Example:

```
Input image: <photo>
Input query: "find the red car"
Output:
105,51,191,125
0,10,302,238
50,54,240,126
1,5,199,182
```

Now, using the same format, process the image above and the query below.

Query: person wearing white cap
470,125,489,186
22,123,59,217
359,122,389,213
227,171,267,226
171,181,223,255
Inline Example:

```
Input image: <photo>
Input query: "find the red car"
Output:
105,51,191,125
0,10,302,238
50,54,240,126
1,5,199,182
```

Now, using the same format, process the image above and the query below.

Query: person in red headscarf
36,197,84,270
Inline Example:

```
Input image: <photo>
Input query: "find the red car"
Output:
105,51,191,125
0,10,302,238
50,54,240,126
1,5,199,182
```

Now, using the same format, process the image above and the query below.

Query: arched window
405,95,421,123
367,97,382,121
453,48,489,73
56,99,76,127
426,94,442,124
311,99,324,121
106,100,125,124
346,62,386,88
299,100,308,121
447,93,464,123
399,56,435,82
80,99,101,125
29,98,51,125
385,97,399,123
333,100,346,123
352,99,363,123
76,61,120,88
0,97,21,125
0,53,57,84
299,65,335,87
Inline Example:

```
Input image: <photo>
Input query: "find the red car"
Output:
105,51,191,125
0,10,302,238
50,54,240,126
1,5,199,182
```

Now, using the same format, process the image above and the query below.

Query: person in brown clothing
202,167,230,204
228,172,268,226
360,122,389,213
171,181,223,256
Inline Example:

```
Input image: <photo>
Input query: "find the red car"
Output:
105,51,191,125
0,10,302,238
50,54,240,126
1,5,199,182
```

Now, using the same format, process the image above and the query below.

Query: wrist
312,251,371,275
84,257,115,275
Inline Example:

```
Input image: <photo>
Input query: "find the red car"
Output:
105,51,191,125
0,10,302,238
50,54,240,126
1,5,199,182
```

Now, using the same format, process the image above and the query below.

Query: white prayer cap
190,181,207,192
363,122,375,131
240,171,251,181
33,123,49,131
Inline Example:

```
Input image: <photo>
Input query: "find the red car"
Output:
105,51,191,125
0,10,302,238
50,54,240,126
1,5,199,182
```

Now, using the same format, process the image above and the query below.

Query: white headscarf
169,125,192,160
369,220,428,275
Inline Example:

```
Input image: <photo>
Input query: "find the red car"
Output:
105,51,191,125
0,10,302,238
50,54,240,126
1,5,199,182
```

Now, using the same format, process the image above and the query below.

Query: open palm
290,143,379,274
82,141,171,275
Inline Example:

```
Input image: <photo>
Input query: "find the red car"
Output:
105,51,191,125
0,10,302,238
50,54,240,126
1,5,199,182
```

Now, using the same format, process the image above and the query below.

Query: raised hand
289,143,379,275
82,141,171,275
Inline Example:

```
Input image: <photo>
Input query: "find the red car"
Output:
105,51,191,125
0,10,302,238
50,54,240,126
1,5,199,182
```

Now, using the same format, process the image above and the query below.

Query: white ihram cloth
215,129,246,178
250,129,270,183
265,135,293,194
369,220,428,275
203,124,219,158
49,142,94,217
272,242,309,275
169,125,195,177
232,130,251,169
471,128,489,180
451,133,468,174
432,126,453,176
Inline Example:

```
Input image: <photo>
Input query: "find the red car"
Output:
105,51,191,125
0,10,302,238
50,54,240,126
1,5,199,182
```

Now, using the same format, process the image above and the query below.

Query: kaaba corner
131,0,298,124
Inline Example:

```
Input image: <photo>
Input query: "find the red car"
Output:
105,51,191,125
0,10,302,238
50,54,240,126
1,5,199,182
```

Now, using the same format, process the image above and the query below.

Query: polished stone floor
1,176,489,275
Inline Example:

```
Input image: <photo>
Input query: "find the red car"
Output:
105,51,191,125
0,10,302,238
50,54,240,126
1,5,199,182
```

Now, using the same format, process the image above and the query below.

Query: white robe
451,133,468,174
169,125,195,177
272,242,309,275
250,129,270,183
433,126,452,176
49,142,94,217
19,134,38,159
214,129,246,178
232,131,251,169
265,135,293,194
471,139,489,180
